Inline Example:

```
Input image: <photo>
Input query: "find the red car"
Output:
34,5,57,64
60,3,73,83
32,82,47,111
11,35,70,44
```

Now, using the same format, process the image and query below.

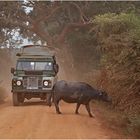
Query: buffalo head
98,90,112,103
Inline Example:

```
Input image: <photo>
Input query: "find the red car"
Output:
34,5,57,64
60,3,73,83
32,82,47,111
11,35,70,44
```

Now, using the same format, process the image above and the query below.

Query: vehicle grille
23,77,42,89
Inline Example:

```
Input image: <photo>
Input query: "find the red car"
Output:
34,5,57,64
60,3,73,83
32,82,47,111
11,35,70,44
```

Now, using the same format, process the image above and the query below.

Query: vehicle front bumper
11,89,52,93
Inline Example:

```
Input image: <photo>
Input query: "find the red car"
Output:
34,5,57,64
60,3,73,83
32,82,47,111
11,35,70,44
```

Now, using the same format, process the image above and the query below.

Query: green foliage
94,12,140,39
126,115,140,137
93,12,140,115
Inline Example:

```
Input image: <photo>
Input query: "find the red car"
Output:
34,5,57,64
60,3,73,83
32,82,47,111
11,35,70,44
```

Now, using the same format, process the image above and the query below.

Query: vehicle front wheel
19,93,25,103
13,92,20,106
19,97,24,103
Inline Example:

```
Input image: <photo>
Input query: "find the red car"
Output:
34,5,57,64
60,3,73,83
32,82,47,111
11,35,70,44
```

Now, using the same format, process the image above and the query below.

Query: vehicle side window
17,62,22,70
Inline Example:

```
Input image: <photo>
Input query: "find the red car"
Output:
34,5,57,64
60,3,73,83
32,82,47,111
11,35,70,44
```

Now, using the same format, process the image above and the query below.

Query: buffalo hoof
75,112,79,115
46,102,52,107
89,114,95,118
89,115,93,117
57,111,62,114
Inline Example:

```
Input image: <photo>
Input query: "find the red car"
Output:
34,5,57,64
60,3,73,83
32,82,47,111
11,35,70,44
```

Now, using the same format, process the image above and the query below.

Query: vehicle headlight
16,80,22,86
43,80,52,88
43,80,49,86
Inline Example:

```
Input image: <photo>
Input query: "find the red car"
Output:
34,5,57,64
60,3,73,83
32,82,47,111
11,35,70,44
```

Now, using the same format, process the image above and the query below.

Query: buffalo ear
99,91,103,96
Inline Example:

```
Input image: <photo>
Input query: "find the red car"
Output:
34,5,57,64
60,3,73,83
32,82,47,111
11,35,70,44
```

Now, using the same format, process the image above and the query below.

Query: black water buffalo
47,80,111,117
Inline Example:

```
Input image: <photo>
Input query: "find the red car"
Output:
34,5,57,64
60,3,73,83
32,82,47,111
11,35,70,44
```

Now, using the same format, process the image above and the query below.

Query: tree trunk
56,43,76,81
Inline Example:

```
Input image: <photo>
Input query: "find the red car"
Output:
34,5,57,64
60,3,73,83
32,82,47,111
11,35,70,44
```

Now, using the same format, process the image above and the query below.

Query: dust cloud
0,48,16,101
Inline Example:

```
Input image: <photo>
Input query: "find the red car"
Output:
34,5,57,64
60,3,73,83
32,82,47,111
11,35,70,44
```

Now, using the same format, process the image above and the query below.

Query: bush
126,114,140,138
93,12,140,115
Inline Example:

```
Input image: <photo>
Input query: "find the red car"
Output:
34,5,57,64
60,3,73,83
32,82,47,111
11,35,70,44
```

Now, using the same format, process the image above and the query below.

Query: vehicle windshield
17,61,53,71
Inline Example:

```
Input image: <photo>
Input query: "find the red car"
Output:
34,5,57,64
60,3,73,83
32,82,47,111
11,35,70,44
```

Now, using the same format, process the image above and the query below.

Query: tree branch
69,2,88,23
36,5,63,23
0,17,31,31
57,22,93,43
31,22,53,46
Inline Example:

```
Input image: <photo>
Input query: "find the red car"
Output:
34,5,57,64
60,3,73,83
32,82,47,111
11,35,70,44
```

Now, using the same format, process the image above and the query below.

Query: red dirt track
0,98,123,139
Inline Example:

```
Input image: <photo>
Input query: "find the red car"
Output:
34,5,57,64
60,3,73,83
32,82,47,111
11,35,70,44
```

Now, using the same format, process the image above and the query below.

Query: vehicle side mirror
11,67,15,74
54,64,59,74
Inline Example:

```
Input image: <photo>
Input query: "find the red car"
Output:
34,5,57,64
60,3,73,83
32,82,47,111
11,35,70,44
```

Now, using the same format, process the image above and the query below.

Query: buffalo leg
85,103,93,117
54,99,61,114
75,103,81,114
46,93,52,106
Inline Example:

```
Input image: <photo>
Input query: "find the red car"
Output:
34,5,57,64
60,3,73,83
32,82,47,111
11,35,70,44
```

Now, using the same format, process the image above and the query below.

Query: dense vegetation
0,1,139,137
93,12,140,113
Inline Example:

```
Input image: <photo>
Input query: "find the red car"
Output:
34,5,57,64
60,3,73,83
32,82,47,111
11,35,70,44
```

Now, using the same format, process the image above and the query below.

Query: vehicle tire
19,93,25,103
13,92,20,106
19,97,24,103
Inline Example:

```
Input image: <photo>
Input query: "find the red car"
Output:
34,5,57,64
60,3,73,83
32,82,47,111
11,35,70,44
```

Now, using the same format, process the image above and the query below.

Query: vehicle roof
17,54,54,58
16,45,55,59
17,57,54,62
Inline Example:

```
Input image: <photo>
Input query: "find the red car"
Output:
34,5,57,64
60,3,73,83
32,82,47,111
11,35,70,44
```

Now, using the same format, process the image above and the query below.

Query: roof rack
16,45,54,57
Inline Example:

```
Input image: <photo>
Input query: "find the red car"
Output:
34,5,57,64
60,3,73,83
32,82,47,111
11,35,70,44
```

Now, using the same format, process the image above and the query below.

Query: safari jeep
11,45,59,106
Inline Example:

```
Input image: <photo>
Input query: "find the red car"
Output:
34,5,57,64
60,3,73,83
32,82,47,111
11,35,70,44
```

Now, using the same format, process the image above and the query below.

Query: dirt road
0,99,121,139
